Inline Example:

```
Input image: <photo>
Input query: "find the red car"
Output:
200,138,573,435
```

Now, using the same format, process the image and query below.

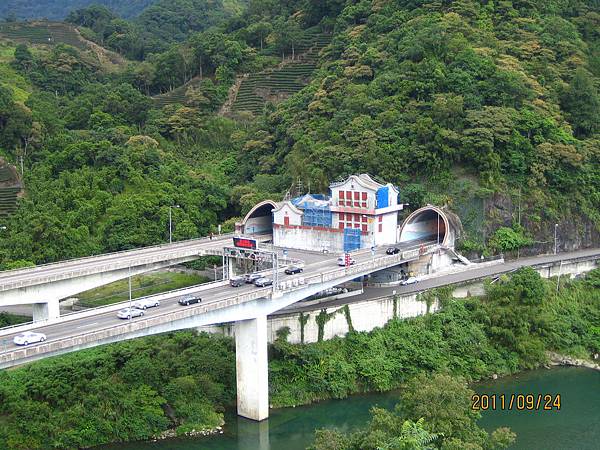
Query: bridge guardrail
0,233,236,275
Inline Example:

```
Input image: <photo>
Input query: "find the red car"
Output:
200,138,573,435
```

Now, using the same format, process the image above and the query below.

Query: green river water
100,366,599,450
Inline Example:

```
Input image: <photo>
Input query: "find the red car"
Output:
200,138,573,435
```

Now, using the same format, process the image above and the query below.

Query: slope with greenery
0,268,597,449
0,0,157,21
238,0,600,253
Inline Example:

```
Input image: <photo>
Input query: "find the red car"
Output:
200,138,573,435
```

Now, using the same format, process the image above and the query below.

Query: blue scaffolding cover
343,228,361,252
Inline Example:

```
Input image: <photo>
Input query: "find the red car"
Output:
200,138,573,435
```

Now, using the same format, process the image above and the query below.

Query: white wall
273,203,302,226
274,225,345,253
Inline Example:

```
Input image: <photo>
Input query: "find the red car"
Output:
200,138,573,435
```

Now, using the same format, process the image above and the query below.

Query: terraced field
231,31,331,116
0,21,87,50
0,166,21,220
152,76,203,108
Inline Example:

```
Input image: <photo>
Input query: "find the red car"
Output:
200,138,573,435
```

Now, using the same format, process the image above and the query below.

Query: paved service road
277,247,600,315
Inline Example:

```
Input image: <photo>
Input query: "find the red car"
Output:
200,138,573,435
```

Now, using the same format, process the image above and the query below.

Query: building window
354,223,360,229
284,216,290,226
346,191,352,205
362,215,367,223
339,191,345,206
362,192,367,207
362,224,367,232
339,212,345,221
379,223,383,232
378,216,383,222
339,222,344,230
354,213,360,222
346,222,352,228
354,191,360,206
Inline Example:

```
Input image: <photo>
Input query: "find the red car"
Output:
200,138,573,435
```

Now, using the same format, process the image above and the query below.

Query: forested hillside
0,0,599,270
0,0,156,21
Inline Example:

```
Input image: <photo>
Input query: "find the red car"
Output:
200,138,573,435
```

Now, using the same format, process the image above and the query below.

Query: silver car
117,308,145,319
132,298,160,310
13,331,46,346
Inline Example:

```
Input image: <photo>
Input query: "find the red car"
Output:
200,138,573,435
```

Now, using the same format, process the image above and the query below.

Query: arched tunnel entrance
399,206,457,247
241,200,277,236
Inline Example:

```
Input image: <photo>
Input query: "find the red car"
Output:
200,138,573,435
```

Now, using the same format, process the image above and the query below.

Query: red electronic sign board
233,237,258,250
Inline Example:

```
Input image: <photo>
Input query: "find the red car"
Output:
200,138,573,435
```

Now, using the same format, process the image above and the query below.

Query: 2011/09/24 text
472,394,561,411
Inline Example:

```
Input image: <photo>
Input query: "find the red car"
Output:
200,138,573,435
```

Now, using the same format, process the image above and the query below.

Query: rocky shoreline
546,351,600,371
152,422,225,441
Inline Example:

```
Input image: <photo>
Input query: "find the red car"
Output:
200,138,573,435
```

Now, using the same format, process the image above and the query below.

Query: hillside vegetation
0,0,157,21
0,0,599,266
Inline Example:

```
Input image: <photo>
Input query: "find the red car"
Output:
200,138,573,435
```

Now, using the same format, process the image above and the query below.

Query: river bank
95,366,600,450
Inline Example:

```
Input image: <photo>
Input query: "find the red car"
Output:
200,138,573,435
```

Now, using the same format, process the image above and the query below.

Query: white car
13,331,46,346
132,298,160,310
117,308,145,319
400,276,420,286
337,256,356,266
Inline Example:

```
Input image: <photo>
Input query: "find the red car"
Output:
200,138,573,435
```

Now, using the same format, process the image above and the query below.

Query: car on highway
244,273,262,284
386,247,400,255
254,277,273,287
284,265,303,275
400,276,420,286
178,294,201,306
337,256,356,266
132,298,160,310
230,276,245,287
117,307,145,319
13,331,46,346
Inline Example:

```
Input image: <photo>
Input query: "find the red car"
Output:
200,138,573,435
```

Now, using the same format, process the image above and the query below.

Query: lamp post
128,265,132,320
169,205,180,244
554,223,558,255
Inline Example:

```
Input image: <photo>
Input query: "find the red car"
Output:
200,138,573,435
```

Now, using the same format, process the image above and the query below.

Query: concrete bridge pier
235,315,269,421
32,300,60,322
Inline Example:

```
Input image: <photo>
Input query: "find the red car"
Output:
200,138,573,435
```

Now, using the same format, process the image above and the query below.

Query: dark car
230,276,244,287
178,294,201,306
284,265,303,275
244,273,262,284
254,277,273,287
386,247,400,255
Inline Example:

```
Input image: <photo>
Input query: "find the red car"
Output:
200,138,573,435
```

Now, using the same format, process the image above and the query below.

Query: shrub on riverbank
0,331,235,449
270,268,600,407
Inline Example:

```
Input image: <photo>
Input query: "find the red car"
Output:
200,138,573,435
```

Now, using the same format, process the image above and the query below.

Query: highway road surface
0,240,429,353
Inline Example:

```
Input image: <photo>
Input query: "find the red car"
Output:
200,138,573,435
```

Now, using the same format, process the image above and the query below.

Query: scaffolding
292,194,332,228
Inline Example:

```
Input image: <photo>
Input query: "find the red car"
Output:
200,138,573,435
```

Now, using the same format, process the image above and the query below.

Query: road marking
76,322,98,329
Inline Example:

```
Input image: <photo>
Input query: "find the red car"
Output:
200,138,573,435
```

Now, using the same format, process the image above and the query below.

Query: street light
554,223,558,255
169,205,180,244
128,265,132,321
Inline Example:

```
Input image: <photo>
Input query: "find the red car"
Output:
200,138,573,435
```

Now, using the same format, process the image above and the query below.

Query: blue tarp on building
376,187,389,209
343,228,361,252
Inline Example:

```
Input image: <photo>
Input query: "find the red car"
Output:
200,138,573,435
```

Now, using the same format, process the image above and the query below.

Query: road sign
233,237,257,249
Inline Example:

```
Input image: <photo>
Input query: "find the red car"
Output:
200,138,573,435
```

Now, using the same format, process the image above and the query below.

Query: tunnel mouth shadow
242,200,277,236
399,206,451,246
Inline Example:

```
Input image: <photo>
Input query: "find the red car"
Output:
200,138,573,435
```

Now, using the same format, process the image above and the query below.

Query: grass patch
0,42,31,102
77,271,210,307
0,312,30,328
